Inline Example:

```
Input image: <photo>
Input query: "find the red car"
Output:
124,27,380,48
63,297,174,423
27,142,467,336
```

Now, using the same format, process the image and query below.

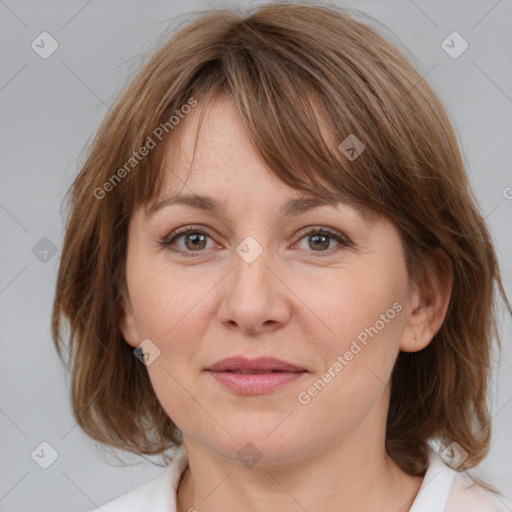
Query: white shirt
86,445,511,511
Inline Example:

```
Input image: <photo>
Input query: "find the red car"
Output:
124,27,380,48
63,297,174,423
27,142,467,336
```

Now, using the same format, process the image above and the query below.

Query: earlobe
400,250,453,353
117,295,141,348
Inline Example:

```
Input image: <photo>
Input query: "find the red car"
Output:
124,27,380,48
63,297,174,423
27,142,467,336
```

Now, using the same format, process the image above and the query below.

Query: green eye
293,227,350,256
160,225,350,257
160,227,214,256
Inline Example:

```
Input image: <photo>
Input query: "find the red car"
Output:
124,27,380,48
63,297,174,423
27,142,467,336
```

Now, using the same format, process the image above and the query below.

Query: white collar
409,445,456,511
141,445,188,512
135,443,507,512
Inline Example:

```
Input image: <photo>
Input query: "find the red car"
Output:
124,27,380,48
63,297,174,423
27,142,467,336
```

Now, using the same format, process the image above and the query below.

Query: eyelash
158,225,351,258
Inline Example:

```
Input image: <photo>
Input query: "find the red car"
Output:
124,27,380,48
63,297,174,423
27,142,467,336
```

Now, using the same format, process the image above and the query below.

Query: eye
160,224,351,258
293,227,351,255
159,226,217,256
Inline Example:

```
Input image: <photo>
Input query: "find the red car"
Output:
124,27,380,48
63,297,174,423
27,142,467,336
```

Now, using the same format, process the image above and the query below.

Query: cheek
301,263,405,358
128,259,213,345
133,270,211,429
294,263,406,415
295,272,404,430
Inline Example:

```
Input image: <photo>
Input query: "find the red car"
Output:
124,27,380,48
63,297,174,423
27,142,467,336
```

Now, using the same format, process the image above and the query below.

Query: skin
119,95,452,512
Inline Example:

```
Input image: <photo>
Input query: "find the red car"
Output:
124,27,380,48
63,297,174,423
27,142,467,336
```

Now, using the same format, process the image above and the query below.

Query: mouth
206,356,306,373
219,369,302,374
205,356,307,394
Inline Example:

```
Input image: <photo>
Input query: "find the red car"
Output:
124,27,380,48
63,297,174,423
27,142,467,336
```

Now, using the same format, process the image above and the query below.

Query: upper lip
206,356,306,372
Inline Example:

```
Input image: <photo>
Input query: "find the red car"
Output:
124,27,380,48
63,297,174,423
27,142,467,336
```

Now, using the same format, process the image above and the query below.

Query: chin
200,423,309,467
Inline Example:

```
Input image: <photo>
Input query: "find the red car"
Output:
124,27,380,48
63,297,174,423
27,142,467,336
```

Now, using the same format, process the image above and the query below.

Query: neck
176,406,424,512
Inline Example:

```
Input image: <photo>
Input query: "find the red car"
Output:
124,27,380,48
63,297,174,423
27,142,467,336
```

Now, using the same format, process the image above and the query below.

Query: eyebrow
145,193,341,219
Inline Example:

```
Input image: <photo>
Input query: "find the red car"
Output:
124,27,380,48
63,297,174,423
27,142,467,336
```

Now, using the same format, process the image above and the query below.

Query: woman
52,2,511,511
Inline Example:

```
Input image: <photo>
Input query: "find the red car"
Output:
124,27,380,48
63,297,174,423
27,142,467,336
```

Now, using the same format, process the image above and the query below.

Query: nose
216,240,291,336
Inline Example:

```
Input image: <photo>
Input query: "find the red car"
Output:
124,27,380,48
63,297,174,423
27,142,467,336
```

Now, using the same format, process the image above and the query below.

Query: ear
117,292,141,349
400,249,453,352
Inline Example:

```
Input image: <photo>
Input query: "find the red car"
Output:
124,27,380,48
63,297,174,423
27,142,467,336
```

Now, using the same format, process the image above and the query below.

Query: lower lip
207,371,306,394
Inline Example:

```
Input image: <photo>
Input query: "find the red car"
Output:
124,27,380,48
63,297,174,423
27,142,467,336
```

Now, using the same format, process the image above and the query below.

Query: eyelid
290,226,352,256
159,225,219,257
294,225,351,245
160,225,215,246
159,224,352,256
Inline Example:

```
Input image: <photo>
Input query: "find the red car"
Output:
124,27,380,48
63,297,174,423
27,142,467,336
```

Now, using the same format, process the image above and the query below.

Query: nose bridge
230,234,273,302
217,234,290,332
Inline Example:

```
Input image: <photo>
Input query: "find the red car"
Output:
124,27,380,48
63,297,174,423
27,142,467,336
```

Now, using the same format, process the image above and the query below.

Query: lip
207,356,306,373
205,356,307,395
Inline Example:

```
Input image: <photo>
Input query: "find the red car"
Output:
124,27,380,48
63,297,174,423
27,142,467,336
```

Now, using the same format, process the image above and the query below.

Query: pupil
186,233,206,250
310,234,329,250
182,233,330,251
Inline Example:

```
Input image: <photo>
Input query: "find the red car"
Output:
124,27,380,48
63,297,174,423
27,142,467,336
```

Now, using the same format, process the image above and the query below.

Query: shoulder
83,446,189,512
411,444,511,512
83,476,160,512
445,472,512,512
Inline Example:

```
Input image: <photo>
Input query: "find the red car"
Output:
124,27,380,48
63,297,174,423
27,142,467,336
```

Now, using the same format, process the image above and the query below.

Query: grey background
0,0,511,510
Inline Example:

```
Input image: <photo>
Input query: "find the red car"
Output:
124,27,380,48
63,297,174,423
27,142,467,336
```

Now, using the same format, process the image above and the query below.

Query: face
119,95,426,465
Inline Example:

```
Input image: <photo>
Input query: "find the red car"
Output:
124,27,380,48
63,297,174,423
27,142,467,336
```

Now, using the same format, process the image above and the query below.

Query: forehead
143,93,380,228
158,95,262,186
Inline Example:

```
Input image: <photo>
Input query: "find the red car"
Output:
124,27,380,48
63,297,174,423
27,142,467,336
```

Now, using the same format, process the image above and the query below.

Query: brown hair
52,0,511,491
